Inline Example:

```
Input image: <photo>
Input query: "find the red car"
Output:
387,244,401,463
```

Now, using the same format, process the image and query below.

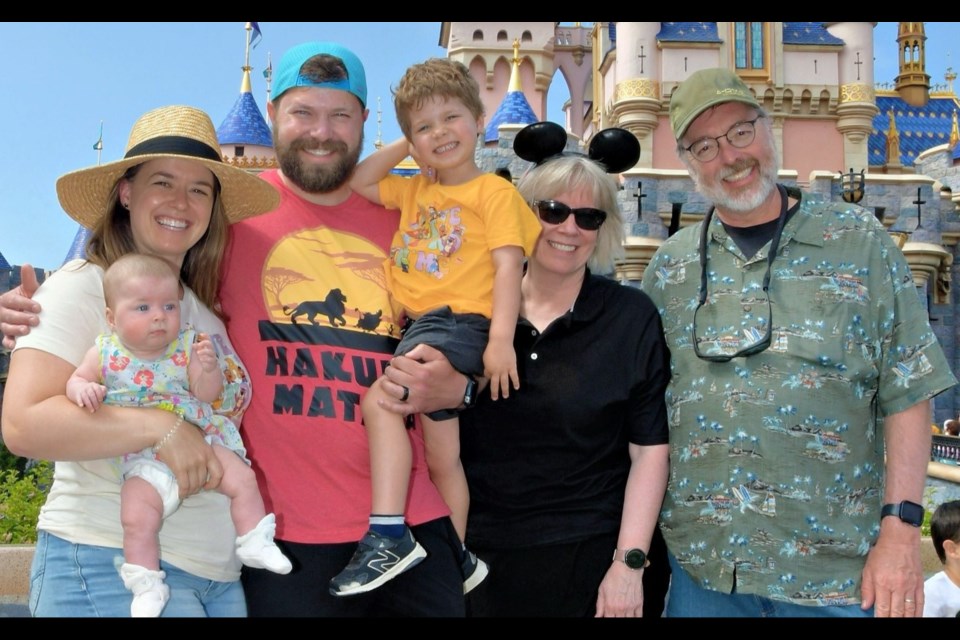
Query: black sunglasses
692,185,788,363
533,200,607,231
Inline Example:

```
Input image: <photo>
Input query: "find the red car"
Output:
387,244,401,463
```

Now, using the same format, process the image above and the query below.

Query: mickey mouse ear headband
513,121,640,174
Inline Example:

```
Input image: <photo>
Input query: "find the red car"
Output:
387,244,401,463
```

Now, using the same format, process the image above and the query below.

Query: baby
66,253,291,617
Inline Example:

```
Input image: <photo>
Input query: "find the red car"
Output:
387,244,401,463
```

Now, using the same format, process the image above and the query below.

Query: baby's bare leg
212,444,265,536
121,477,165,569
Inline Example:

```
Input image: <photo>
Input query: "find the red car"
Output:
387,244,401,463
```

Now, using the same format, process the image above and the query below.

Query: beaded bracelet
152,412,185,455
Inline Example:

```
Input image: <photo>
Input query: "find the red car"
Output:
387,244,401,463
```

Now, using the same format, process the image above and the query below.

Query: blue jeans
666,553,872,618
30,530,246,617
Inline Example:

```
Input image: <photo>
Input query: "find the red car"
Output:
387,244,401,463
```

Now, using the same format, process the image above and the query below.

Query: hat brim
674,95,761,140
56,154,280,229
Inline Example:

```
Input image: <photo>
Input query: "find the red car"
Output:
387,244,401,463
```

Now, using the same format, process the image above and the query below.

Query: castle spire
895,22,931,107
215,23,275,171
950,111,960,149
483,38,538,143
885,109,902,167
508,39,523,93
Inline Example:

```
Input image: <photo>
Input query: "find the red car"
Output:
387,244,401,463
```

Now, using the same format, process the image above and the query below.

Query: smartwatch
462,376,479,409
880,501,924,527
426,376,479,422
613,548,649,570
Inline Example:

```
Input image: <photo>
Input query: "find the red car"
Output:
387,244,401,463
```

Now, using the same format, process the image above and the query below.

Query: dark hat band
125,135,222,163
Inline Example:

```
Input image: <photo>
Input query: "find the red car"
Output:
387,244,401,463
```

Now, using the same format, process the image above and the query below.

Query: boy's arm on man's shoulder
350,137,411,204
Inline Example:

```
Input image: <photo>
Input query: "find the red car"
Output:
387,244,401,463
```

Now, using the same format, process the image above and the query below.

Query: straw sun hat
56,105,280,229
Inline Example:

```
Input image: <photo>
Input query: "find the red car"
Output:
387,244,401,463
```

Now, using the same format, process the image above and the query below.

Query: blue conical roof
63,226,90,265
485,43,538,143
0,250,10,270
485,91,538,143
217,91,272,147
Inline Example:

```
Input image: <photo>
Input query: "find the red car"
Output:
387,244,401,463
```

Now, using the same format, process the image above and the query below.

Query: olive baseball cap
670,68,760,140
272,42,367,107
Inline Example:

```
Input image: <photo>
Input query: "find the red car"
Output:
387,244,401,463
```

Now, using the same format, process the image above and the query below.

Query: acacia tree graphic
264,267,312,314
266,235,395,327
328,250,387,291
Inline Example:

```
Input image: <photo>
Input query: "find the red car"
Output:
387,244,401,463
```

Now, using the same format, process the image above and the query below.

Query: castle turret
895,22,931,107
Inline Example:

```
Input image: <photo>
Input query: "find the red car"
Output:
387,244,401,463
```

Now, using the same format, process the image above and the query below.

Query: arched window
521,30,532,42
497,30,508,42
473,30,483,41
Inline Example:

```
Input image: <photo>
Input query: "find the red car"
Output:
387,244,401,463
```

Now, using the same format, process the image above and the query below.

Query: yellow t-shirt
379,173,541,318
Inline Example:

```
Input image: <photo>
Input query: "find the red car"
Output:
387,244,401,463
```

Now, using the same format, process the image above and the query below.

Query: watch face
900,501,924,526
624,548,647,569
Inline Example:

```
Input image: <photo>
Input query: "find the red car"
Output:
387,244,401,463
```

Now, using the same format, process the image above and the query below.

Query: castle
3,22,959,466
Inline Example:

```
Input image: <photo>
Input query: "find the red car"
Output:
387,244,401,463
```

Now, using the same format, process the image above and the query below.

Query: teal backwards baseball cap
670,68,760,140
272,42,367,107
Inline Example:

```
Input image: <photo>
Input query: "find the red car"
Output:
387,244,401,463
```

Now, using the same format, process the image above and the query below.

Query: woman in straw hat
1,105,280,617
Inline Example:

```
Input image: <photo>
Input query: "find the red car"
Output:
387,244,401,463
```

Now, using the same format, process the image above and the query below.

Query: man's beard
689,135,779,215
273,130,363,194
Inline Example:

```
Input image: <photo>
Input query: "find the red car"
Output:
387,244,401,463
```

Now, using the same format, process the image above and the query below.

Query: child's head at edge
931,499,960,566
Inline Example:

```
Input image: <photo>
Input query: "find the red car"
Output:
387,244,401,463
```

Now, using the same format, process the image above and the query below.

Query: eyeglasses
692,184,787,362
683,117,760,163
533,200,606,231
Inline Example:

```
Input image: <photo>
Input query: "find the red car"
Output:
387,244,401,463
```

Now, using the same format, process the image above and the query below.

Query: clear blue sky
0,22,954,270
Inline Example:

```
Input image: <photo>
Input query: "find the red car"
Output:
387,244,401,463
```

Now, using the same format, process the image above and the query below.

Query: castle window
235,146,245,157
732,22,770,80
473,30,483,41
497,30,508,42
521,31,532,42
734,23,764,69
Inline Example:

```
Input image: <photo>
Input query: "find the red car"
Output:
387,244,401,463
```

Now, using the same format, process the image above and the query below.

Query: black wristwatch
461,376,479,409
613,548,649,570
427,376,479,421
880,501,924,527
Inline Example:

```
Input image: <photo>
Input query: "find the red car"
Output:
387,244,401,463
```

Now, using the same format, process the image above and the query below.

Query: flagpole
94,121,103,166
264,52,273,105
244,22,252,70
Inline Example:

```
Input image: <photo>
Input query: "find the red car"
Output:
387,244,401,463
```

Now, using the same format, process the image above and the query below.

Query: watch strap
462,376,478,408
880,501,923,526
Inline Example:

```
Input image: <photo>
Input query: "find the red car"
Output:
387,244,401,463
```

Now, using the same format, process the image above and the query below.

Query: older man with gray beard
641,67,956,618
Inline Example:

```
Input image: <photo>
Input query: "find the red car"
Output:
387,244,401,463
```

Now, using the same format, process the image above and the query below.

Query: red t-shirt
219,170,449,543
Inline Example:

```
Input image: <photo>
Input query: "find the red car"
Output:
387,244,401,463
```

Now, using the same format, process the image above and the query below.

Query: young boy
329,58,541,596
924,499,960,617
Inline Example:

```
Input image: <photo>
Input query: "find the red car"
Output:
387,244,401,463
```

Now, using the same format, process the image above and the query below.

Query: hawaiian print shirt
641,187,957,606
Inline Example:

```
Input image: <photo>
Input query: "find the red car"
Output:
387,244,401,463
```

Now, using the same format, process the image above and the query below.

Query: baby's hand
193,334,219,373
70,382,107,412
483,341,519,401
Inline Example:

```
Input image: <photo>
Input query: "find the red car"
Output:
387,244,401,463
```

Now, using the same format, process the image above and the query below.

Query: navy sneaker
461,550,489,594
329,528,427,596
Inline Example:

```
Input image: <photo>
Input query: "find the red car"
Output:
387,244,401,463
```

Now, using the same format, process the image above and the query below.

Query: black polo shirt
460,272,670,548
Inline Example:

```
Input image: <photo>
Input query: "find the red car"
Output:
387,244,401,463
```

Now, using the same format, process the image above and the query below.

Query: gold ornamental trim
839,83,875,104
614,79,659,101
